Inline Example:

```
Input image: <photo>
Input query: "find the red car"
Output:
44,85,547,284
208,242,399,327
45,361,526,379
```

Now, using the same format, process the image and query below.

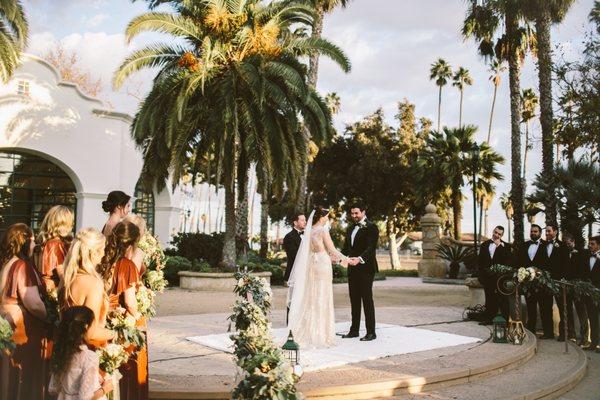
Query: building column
75,192,107,232
155,206,182,248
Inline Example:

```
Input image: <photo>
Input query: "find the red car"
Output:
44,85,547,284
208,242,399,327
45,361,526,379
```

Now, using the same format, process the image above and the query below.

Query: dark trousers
574,298,590,343
584,298,599,347
525,291,554,337
481,275,509,320
348,269,376,334
555,293,576,339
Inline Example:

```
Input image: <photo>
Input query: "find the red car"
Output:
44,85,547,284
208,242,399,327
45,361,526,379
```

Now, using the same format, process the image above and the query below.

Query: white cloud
85,13,109,28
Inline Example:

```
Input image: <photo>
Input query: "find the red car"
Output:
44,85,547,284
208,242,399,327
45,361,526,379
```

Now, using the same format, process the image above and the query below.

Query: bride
287,206,348,348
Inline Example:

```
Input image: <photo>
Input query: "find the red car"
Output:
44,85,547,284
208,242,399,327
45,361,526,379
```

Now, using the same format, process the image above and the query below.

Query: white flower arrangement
97,343,129,374
136,284,156,318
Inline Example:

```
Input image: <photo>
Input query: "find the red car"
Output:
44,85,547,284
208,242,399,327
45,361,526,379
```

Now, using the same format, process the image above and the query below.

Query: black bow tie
531,241,540,246
298,231,304,235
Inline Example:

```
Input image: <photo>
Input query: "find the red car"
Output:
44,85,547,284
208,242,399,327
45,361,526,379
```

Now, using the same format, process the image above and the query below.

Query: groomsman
518,224,553,338
545,224,572,341
579,236,600,352
564,233,589,347
283,212,306,323
477,225,511,324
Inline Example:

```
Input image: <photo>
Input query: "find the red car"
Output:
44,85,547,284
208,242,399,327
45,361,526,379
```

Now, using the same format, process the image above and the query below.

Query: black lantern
282,331,302,378
492,314,508,343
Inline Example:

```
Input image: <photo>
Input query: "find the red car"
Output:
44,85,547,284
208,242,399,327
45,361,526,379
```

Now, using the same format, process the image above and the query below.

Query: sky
22,0,597,237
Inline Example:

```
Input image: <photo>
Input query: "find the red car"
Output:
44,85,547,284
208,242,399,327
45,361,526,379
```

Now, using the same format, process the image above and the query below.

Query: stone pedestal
465,277,485,307
417,204,446,278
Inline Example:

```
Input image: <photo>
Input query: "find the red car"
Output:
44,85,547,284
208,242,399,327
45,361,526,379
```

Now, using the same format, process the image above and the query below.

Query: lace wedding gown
287,224,345,349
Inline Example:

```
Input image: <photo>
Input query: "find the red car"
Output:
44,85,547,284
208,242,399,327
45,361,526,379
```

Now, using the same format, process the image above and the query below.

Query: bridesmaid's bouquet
97,343,128,400
42,287,60,327
136,285,156,318
0,316,15,353
106,308,144,351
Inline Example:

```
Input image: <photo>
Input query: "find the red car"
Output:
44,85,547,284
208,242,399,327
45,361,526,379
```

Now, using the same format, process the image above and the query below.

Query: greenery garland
490,264,600,305
229,270,299,400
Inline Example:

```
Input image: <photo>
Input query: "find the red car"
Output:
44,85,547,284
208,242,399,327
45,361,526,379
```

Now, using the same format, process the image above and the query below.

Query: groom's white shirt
351,216,367,264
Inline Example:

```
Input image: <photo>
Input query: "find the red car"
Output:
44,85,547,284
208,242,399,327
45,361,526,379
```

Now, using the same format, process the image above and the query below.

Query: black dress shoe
342,332,359,339
360,333,377,341
539,335,554,340
557,336,565,342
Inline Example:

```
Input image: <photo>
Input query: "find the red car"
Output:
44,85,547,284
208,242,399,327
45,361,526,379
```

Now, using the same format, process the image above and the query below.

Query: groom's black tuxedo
283,229,303,281
343,219,379,335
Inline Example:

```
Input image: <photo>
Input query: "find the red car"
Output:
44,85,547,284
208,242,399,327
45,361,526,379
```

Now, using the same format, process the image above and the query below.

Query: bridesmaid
36,205,74,290
101,191,132,237
0,223,48,400
100,221,147,400
122,215,149,398
59,228,115,347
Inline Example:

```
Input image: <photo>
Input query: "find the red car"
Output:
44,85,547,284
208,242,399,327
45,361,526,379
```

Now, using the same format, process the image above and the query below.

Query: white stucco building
0,54,182,245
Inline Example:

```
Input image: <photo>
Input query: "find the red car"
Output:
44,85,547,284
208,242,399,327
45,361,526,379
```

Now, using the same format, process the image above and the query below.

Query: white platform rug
187,322,481,372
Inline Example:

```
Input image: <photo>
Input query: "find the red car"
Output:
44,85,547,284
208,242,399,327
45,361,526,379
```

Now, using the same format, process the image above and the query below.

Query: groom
342,202,379,341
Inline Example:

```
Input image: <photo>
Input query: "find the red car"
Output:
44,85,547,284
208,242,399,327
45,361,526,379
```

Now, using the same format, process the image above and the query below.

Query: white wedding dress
287,212,345,349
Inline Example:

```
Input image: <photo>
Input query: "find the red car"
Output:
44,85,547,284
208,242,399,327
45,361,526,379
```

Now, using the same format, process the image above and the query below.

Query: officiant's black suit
517,240,553,337
477,239,511,321
343,220,379,335
283,229,303,282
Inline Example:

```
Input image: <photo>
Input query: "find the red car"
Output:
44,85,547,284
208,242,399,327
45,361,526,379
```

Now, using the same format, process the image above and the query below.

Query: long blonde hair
59,228,105,308
37,206,74,245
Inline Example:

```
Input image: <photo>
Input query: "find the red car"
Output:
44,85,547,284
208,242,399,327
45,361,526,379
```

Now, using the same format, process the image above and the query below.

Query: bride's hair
311,205,330,225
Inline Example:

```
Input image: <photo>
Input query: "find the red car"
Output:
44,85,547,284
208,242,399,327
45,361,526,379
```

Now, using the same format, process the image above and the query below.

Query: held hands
347,257,361,266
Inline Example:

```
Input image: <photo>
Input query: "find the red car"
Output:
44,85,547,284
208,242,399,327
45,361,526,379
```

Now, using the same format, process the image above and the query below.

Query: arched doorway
0,150,77,235
133,182,155,234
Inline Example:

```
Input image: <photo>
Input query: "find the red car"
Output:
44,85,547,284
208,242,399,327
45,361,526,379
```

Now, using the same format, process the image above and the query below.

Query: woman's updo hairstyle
102,191,131,214
311,205,330,225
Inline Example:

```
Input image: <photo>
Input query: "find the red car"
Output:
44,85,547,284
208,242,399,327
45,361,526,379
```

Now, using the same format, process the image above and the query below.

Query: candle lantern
492,314,508,343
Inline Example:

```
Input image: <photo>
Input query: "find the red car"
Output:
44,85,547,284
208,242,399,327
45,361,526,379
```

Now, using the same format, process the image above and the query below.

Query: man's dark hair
287,212,305,226
349,200,366,212
545,223,559,233
531,224,542,232
563,232,574,242
590,236,600,246
494,225,505,232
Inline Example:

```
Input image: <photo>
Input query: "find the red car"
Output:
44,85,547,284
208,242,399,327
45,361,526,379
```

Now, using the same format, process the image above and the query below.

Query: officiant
283,212,307,322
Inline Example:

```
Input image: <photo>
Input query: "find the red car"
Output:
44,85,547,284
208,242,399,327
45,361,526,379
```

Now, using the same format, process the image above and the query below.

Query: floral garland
229,270,299,400
0,316,15,353
138,233,168,293
106,307,145,351
490,264,600,304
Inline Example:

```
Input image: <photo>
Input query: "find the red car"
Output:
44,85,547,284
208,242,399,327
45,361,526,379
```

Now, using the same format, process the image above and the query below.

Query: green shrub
239,261,285,286
163,256,192,286
379,269,419,277
167,232,224,267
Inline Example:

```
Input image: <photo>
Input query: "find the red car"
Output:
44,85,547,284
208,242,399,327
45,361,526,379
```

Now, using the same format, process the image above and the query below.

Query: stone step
382,340,587,400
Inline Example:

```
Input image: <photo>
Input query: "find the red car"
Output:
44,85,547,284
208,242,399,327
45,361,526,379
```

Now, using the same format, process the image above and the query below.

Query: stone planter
178,271,272,291
464,277,485,307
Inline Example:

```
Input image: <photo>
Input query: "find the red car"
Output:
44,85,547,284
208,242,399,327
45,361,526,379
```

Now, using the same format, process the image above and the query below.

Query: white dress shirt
528,240,541,261
546,240,555,257
351,217,367,264
489,242,498,259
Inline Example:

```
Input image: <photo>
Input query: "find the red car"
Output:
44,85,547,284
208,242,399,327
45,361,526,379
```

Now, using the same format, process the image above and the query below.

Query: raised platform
146,306,588,399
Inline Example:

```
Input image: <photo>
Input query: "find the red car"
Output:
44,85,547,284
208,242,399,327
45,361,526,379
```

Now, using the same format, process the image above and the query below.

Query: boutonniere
359,221,367,228
572,249,578,254
554,242,560,248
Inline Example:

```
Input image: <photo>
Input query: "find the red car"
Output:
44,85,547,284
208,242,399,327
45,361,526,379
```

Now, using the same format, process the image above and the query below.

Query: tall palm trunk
297,5,325,213
437,85,442,131
487,83,498,143
259,196,269,259
223,173,237,265
536,8,558,226
523,120,530,182
236,153,249,262
451,187,463,240
386,216,401,270
507,9,525,245
459,88,464,128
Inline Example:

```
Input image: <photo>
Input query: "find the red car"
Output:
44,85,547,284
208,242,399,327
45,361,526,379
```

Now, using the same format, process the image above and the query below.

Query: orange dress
41,238,68,289
0,259,48,400
109,258,149,400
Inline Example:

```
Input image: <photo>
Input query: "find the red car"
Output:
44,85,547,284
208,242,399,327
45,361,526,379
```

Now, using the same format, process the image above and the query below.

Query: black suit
478,240,511,321
518,240,554,337
283,229,303,282
547,240,574,339
578,250,600,347
568,249,589,343
342,220,379,335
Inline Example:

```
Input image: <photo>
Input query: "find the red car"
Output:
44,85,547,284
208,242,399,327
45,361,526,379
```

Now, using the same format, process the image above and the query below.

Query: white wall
0,55,181,246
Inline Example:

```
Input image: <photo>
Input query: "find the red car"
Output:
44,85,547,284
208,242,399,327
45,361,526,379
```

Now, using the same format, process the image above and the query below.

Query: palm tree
486,58,506,143
591,1,600,31
296,0,352,212
463,0,535,245
523,0,576,226
425,125,502,240
521,88,539,183
0,0,28,83
452,66,474,128
430,58,453,131
325,91,341,115
115,0,351,264
500,192,514,242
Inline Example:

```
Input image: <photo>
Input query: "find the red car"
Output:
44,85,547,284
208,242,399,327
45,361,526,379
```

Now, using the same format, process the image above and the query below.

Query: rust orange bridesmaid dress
0,259,49,400
109,257,149,400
